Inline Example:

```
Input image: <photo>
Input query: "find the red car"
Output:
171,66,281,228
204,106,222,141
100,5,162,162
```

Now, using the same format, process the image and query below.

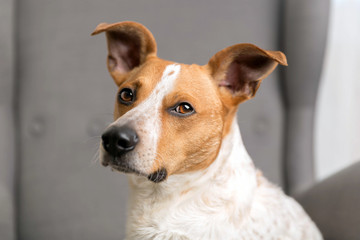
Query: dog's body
92,21,322,240
126,121,321,240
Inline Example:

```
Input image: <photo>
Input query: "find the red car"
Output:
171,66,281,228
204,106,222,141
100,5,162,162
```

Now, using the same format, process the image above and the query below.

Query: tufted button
253,116,270,136
28,116,46,138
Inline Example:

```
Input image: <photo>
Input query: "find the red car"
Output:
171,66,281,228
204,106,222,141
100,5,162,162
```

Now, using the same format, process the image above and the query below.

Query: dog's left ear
207,43,287,106
91,21,157,86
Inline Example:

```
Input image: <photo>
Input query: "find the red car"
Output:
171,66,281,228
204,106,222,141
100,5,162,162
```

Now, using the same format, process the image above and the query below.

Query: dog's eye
118,88,135,105
171,102,195,116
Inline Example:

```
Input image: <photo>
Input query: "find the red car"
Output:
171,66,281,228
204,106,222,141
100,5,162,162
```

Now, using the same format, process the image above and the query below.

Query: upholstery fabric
0,0,16,239
298,161,360,240
15,0,284,239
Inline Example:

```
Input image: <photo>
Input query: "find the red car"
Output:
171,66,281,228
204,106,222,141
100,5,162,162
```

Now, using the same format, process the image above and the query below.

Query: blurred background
1,0,359,239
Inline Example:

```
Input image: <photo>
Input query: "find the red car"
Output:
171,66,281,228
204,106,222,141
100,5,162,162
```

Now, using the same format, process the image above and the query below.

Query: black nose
101,126,139,156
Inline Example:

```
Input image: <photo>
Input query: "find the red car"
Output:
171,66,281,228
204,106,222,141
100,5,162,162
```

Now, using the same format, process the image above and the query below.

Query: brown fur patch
153,64,224,175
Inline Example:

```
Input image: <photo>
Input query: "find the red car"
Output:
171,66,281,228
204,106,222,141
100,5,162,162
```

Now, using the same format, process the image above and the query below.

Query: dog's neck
128,118,257,220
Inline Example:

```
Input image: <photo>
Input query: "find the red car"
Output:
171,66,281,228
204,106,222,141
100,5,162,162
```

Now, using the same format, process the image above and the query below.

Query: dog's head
92,21,287,182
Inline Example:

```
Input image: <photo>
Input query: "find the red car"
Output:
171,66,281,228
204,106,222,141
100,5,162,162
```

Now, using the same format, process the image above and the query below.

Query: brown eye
118,88,134,105
173,102,195,116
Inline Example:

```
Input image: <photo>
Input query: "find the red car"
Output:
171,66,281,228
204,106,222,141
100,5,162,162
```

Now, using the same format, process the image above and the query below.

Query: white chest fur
125,120,322,240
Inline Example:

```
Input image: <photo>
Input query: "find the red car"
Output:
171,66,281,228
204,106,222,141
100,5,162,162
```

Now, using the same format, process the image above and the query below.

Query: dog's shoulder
239,172,322,240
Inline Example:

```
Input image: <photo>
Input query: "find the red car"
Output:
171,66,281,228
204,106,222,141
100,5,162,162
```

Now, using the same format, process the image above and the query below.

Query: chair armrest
283,0,330,194
297,161,360,240
0,183,15,240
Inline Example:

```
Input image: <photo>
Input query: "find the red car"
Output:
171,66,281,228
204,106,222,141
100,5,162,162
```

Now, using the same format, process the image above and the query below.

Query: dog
92,21,322,240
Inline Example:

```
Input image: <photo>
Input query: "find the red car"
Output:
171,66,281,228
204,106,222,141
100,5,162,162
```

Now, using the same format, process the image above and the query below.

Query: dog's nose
101,126,139,156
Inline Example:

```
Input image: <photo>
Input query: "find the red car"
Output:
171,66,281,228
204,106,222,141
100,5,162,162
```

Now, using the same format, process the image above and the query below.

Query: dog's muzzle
101,125,167,183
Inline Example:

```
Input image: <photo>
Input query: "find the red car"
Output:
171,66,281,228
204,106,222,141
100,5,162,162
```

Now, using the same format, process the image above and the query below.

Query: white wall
315,0,360,181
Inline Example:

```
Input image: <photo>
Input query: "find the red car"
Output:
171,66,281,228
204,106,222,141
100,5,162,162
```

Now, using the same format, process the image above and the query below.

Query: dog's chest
126,168,258,239
127,186,243,239
126,175,322,240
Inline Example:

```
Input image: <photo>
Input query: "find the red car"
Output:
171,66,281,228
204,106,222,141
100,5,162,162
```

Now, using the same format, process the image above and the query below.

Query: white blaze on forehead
110,64,181,173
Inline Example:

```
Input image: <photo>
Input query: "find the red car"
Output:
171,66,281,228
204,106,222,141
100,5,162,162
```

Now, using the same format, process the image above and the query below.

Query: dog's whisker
89,147,101,167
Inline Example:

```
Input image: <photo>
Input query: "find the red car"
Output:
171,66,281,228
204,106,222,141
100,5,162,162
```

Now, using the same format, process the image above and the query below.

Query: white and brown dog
92,21,322,240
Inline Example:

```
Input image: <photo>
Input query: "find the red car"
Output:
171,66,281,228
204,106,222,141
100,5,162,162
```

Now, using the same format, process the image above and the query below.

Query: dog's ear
92,21,157,86
207,43,287,106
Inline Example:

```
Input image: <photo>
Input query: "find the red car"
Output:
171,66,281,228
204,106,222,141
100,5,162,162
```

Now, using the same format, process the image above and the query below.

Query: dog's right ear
207,44,287,107
91,21,157,86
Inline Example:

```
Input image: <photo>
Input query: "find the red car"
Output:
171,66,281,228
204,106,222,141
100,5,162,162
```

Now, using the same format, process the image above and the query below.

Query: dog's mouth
102,154,167,183
104,156,140,174
147,168,167,183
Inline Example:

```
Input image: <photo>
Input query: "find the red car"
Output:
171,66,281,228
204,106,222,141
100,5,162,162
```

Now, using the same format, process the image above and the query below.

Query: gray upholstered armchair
1,0,358,239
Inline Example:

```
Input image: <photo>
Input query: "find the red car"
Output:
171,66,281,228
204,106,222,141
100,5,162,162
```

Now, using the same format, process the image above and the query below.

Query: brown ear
208,43,287,105
91,21,157,85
